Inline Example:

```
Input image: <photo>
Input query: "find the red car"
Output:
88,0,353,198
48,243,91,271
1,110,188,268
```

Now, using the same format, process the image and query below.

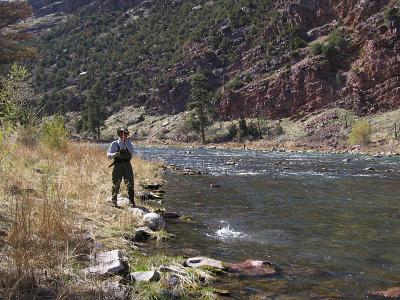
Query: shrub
348,120,372,146
225,76,244,91
17,126,40,148
226,124,237,140
291,36,307,50
310,42,323,56
41,116,69,150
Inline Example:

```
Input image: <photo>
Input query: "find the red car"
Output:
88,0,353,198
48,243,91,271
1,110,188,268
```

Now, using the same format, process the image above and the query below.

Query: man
107,127,135,208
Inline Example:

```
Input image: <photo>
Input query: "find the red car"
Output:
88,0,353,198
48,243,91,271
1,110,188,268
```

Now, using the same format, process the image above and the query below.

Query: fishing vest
114,143,131,163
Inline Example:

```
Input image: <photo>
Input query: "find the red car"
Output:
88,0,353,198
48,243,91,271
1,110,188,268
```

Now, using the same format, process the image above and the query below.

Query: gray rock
133,226,154,242
102,281,131,300
95,250,123,264
143,213,165,231
186,257,224,270
131,270,160,282
83,259,127,276
128,207,148,217
82,250,128,276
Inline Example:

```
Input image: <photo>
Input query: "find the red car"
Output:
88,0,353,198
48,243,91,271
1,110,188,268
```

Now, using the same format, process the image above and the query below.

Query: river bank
94,106,400,157
0,135,222,299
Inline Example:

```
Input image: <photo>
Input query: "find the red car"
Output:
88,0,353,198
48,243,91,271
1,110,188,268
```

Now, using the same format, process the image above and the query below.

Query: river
136,146,400,299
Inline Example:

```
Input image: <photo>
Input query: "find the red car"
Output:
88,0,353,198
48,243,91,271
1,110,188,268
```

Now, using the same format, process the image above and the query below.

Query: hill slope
28,0,400,124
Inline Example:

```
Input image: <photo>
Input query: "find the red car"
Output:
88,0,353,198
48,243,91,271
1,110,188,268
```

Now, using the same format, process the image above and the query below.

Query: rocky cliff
28,0,400,122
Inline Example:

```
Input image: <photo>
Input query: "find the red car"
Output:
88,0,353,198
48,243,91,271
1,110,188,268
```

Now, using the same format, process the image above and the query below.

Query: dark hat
117,127,130,136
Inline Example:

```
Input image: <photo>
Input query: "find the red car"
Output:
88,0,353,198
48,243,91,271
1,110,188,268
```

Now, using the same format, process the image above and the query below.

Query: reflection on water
137,146,400,299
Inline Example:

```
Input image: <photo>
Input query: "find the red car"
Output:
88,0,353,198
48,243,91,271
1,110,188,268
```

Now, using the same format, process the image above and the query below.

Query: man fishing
107,127,135,208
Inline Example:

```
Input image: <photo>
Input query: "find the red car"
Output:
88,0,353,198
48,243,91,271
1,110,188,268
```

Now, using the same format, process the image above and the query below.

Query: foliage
0,1,35,65
0,127,14,168
225,76,244,91
309,30,348,60
82,80,106,138
226,123,238,139
31,0,281,115
348,119,372,146
384,7,400,22
40,116,69,150
0,64,34,126
238,116,248,137
187,71,214,143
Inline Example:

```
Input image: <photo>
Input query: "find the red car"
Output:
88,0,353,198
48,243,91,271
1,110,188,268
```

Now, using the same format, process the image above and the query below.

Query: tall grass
0,128,163,298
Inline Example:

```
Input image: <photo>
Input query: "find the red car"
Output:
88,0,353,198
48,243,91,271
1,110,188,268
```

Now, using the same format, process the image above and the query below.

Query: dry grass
0,130,164,299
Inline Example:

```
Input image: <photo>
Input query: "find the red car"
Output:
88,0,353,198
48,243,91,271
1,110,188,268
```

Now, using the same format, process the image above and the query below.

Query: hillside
26,0,400,139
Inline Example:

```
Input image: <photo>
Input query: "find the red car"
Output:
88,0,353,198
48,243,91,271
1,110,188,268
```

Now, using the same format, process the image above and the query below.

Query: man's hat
117,127,130,136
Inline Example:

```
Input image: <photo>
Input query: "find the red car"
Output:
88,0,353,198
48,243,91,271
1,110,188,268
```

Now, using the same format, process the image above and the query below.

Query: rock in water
143,213,165,231
226,260,279,277
186,257,224,269
133,226,154,242
368,287,400,298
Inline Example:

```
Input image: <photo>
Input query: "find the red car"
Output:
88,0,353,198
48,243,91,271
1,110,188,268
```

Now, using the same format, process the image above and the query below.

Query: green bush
348,120,372,146
226,124,237,140
225,76,244,91
41,116,69,150
291,36,307,50
310,42,324,55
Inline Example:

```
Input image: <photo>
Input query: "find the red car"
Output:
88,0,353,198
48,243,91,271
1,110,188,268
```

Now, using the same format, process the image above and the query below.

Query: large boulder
143,213,165,231
82,250,128,276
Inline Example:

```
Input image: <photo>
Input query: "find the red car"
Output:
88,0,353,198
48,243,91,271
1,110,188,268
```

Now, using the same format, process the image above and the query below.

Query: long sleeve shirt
107,139,134,160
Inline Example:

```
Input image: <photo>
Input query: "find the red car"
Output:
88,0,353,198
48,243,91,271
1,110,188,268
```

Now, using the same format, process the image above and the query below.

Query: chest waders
111,144,135,207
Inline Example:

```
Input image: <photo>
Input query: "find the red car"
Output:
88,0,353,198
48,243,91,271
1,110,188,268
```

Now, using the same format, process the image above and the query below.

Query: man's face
121,132,129,140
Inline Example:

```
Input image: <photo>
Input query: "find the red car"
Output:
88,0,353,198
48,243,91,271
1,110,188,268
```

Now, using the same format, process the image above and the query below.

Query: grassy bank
0,129,216,299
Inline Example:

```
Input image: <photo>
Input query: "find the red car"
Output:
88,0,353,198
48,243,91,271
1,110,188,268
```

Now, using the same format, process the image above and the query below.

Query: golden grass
0,132,164,299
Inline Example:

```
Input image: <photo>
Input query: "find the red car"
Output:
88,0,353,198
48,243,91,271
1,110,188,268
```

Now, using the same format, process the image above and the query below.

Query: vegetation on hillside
31,0,294,117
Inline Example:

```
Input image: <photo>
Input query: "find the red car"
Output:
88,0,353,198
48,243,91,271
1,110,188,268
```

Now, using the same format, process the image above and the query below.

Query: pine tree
187,71,214,143
84,81,106,139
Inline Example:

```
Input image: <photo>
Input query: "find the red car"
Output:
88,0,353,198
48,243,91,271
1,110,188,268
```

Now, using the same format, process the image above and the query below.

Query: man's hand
113,151,121,158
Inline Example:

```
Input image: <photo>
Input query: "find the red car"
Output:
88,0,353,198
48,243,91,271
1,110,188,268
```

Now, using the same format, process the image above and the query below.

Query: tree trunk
201,123,206,144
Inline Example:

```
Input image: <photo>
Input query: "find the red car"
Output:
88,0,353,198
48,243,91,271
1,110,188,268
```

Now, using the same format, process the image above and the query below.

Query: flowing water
135,146,400,299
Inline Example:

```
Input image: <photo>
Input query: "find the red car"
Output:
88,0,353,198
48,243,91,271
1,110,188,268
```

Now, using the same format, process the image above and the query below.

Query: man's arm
107,141,119,159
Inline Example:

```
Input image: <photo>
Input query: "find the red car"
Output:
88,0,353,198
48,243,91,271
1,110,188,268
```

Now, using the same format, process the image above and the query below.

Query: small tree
0,64,34,126
348,120,372,146
238,116,248,138
83,80,106,139
187,71,214,143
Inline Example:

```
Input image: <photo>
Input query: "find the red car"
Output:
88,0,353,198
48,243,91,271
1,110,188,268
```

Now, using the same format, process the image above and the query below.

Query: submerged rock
162,211,181,219
368,287,400,298
143,213,165,231
226,260,279,277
